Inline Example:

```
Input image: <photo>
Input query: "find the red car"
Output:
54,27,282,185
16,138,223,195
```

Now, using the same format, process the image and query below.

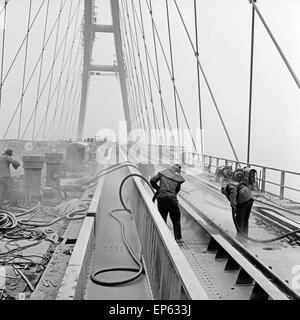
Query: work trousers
235,199,254,236
157,197,182,240
0,177,17,209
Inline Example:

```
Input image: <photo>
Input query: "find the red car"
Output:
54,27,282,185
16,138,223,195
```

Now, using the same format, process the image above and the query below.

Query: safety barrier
56,164,107,300
200,154,300,201
127,163,209,300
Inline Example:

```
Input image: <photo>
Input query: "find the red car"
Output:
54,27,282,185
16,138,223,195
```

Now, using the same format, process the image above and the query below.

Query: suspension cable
0,0,47,90
120,11,144,137
121,0,150,140
34,25,82,141
4,0,79,140
43,0,64,141
121,0,175,145
0,0,8,114
32,0,50,141
194,0,204,163
130,0,177,145
131,0,152,140
124,0,149,141
172,0,238,160
148,0,166,143
247,2,255,165
22,28,81,141
250,0,300,90
57,4,81,139
145,0,198,152
17,0,33,140
165,0,180,146
138,0,159,143
49,0,74,141
62,57,82,140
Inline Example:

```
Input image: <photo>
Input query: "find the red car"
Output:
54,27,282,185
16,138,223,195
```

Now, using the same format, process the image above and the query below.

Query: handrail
122,148,209,300
196,153,300,201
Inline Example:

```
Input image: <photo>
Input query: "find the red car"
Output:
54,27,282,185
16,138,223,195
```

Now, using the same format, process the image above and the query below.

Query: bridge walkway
83,164,152,300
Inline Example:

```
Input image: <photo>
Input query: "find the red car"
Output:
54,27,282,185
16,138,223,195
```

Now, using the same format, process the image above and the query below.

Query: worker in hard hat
150,164,185,244
0,149,21,209
221,170,254,236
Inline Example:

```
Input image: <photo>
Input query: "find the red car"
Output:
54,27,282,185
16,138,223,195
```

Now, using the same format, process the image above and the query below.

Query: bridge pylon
77,0,131,141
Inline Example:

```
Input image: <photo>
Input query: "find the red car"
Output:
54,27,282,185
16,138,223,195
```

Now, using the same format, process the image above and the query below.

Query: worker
0,149,20,209
221,171,254,237
150,164,185,244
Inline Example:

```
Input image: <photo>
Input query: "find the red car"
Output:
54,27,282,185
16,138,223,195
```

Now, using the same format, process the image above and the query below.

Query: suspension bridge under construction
0,0,300,301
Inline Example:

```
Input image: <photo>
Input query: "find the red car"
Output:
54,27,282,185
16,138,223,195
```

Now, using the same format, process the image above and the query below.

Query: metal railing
195,154,300,201
127,163,208,300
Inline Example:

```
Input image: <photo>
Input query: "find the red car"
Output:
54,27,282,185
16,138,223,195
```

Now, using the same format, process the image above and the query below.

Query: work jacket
0,154,20,178
150,168,185,201
221,182,254,208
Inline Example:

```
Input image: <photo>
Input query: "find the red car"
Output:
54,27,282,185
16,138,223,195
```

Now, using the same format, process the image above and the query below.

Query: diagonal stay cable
17,0,33,140
62,56,83,140
124,0,149,139
22,26,81,140
31,0,50,141
19,0,81,140
129,0,176,145
138,0,160,139
194,0,204,161
57,3,82,139
0,0,8,114
2,0,69,139
121,5,162,142
145,0,197,151
250,0,300,90
3,0,76,139
131,2,176,145
130,0,152,139
43,0,64,141
165,0,180,146
49,0,75,141
0,0,47,89
121,0,148,137
34,24,82,141
172,0,238,160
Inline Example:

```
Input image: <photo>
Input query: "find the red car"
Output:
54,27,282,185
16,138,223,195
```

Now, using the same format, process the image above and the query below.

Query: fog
0,0,300,173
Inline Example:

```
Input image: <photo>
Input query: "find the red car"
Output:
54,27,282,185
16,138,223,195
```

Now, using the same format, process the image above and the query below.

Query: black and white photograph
0,0,299,307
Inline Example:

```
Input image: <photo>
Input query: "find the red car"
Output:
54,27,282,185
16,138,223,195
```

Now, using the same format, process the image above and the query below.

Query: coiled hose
90,166,156,287
0,210,18,230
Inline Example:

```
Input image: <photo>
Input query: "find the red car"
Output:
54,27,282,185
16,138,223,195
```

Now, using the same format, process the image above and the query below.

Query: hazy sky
0,0,300,173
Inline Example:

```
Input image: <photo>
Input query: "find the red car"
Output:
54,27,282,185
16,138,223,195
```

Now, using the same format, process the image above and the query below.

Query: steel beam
89,64,118,73
91,24,114,33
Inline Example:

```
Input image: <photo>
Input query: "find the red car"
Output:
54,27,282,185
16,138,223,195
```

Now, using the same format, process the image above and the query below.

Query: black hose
90,168,156,287
0,210,18,230
119,173,155,213
90,209,144,286
231,206,300,243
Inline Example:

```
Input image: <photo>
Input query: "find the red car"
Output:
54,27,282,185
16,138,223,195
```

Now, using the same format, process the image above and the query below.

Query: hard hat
4,148,13,156
172,164,181,172
232,171,244,182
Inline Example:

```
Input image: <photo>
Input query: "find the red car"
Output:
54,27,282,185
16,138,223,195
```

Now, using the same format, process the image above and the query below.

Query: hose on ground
0,210,18,230
90,166,156,286
231,209,300,243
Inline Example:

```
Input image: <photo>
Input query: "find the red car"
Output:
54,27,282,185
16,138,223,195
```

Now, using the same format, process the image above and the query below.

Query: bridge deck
84,166,151,300
174,166,300,296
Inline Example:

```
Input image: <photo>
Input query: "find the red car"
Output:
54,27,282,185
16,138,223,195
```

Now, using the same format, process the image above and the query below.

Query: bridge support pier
77,0,131,141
